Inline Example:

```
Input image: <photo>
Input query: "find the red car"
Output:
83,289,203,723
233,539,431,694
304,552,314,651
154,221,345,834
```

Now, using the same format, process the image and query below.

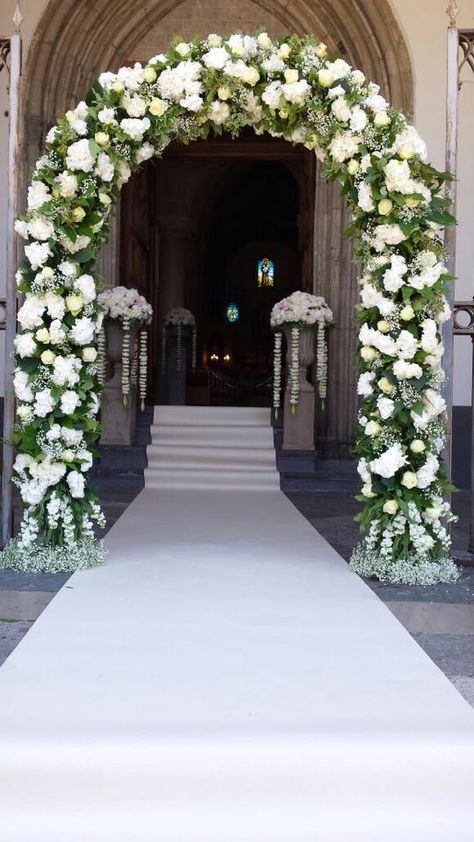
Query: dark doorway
120,131,315,405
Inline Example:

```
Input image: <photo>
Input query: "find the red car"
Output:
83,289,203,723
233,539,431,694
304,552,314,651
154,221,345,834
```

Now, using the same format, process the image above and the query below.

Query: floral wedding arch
4,31,458,584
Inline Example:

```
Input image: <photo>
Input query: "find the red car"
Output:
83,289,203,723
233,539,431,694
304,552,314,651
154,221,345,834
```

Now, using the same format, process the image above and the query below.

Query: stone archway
22,0,413,175
19,2,414,457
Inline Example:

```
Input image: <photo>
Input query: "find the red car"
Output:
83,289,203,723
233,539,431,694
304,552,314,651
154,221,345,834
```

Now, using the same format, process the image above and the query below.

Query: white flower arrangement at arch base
271,291,333,414
162,308,197,374
2,30,459,583
98,286,153,409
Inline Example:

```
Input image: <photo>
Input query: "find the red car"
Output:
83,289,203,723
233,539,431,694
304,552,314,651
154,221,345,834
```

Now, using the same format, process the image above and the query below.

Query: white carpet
0,406,473,841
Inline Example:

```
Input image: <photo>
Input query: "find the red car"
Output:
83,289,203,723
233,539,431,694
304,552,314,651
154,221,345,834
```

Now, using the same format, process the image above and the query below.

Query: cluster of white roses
98,285,153,325
5,31,455,580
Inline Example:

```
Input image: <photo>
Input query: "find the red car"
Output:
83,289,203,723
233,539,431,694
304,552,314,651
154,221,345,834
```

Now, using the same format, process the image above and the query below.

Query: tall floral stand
282,326,315,451
163,325,191,406
100,320,137,446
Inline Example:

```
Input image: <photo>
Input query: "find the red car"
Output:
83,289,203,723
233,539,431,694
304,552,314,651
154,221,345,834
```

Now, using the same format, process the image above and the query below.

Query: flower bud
410,439,426,454
149,97,168,117
383,499,399,515
378,376,395,395
377,320,389,333
66,293,83,316
284,68,299,84
62,449,75,462
347,159,360,175
318,69,333,88
35,327,50,343
175,42,190,57
401,471,418,489
98,191,111,206
361,483,376,498
378,198,393,216
361,346,377,362
82,346,98,362
257,32,271,49
277,43,291,60
71,207,86,222
217,85,231,101
405,196,419,207
94,131,109,147
41,350,56,365
374,110,390,127
400,305,415,321
142,66,157,83
365,420,381,436
112,81,124,94
398,144,414,160
315,42,327,58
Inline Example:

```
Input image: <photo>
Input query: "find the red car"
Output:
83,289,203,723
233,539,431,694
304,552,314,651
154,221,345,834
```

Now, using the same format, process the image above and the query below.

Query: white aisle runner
0,406,473,841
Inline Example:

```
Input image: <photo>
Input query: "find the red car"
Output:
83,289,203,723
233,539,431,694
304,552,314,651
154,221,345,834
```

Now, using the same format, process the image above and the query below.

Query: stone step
150,424,274,449
145,468,280,491
153,405,272,427
147,444,276,472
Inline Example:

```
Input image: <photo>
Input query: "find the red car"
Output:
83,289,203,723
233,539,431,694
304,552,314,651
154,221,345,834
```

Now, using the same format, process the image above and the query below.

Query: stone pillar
96,201,121,286
100,321,137,445
282,327,315,451
163,325,192,406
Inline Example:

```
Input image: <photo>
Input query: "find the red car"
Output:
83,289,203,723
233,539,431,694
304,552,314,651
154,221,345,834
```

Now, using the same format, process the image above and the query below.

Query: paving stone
451,675,474,706
0,591,54,622
387,601,474,635
0,620,33,666
0,570,71,592
412,633,474,678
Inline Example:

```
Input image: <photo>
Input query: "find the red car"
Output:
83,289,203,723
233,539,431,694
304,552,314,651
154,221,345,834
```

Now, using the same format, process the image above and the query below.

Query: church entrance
119,131,316,407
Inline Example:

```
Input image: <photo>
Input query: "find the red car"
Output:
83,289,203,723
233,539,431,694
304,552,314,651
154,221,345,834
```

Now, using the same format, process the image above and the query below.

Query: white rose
376,397,394,420
69,316,95,346
34,388,55,417
95,152,114,182
15,219,29,239
331,97,351,123
60,390,81,415
98,107,117,125
56,172,78,198
357,182,375,212
208,101,230,125
202,47,229,70
25,242,52,270
122,94,147,117
66,470,85,498
27,217,54,241
15,333,37,358
401,471,418,489
120,117,151,140
66,138,96,173
383,499,399,515
74,274,96,304
27,181,51,210
136,143,154,163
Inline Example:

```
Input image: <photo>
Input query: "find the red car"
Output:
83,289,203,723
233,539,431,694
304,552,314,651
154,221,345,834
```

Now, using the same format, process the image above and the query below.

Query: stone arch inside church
20,0,414,456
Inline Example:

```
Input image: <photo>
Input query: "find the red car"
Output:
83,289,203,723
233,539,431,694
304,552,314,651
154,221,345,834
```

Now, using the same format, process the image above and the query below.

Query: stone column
282,327,315,451
157,214,193,401
100,320,137,446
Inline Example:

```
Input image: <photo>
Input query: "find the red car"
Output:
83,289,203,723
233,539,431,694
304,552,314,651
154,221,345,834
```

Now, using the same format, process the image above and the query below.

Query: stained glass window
257,257,274,288
226,302,239,323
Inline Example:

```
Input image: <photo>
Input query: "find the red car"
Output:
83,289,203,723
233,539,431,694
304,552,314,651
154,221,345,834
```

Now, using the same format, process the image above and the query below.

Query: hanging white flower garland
3,31,458,583
271,292,333,415
98,286,153,406
162,308,197,374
